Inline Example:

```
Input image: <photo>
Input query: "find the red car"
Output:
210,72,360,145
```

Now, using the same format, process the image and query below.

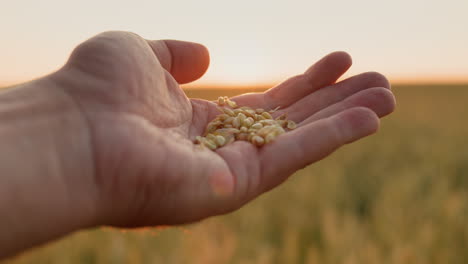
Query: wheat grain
195,96,298,150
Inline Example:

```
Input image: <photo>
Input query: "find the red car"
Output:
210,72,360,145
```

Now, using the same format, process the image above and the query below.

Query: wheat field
3,84,468,264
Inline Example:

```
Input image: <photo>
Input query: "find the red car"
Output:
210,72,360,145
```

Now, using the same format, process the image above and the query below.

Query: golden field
3,84,468,264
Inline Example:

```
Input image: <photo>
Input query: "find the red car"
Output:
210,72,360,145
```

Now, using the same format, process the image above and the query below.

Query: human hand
50,31,395,227
0,31,396,257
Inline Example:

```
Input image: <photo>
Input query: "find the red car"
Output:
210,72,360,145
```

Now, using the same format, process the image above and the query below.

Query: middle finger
275,71,391,122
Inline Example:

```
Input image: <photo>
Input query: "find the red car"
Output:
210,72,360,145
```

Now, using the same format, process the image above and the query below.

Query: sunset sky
1,0,467,87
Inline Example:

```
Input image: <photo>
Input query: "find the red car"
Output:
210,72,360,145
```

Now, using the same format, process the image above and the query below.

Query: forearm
0,76,98,259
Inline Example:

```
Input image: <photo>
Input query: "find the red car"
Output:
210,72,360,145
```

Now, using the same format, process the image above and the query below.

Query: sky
1,0,467,87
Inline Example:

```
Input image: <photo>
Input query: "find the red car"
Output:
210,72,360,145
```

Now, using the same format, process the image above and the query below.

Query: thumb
147,39,210,84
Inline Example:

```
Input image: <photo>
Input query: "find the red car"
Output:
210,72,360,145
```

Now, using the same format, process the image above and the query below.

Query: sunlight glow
207,39,277,85
1,0,467,86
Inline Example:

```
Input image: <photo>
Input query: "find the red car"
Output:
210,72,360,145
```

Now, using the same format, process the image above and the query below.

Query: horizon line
2,78,468,89
182,79,468,89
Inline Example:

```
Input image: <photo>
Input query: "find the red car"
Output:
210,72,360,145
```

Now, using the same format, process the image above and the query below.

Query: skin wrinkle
263,75,302,109
58,70,153,139
188,100,207,139
215,145,241,207
160,40,174,75
229,142,261,204
128,82,190,131
134,60,191,129
235,144,253,203
113,117,170,226
281,137,305,174
96,113,179,226
194,99,223,128
50,119,81,222
324,116,344,148
147,41,173,78
121,130,145,225
144,137,174,225
164,74,193,128
262,89,279,112
145,40,165,69
69,36,121,82
363,71,391,90
156,142,215,224
146,43,181,128
132,142,166,226
59,65,116,108
246,144,262,201
108,130,132,226
302,69,317,86
48,74,101,225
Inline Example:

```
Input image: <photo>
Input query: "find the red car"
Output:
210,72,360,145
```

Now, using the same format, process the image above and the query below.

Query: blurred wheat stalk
5,85,468,264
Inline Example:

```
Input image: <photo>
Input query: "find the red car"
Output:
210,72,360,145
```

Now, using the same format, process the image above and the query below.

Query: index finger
230,51,352,110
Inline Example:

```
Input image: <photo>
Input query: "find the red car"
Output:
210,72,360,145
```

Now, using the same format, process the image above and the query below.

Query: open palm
56,31,394,227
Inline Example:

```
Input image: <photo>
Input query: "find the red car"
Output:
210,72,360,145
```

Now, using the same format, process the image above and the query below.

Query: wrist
0,73,99,258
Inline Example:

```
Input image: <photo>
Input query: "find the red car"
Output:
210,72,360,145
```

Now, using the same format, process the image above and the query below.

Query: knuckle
69,31,142,61
370,87,396,111
265,74,303,105
297,72,315,86
325,117,345,145
67,31,147,78
69,35,114,65
363,71,391,89
95,31,143,42
368,86,392,97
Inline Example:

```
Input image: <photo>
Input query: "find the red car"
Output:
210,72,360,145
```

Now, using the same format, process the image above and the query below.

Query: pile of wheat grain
195,96,296,150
